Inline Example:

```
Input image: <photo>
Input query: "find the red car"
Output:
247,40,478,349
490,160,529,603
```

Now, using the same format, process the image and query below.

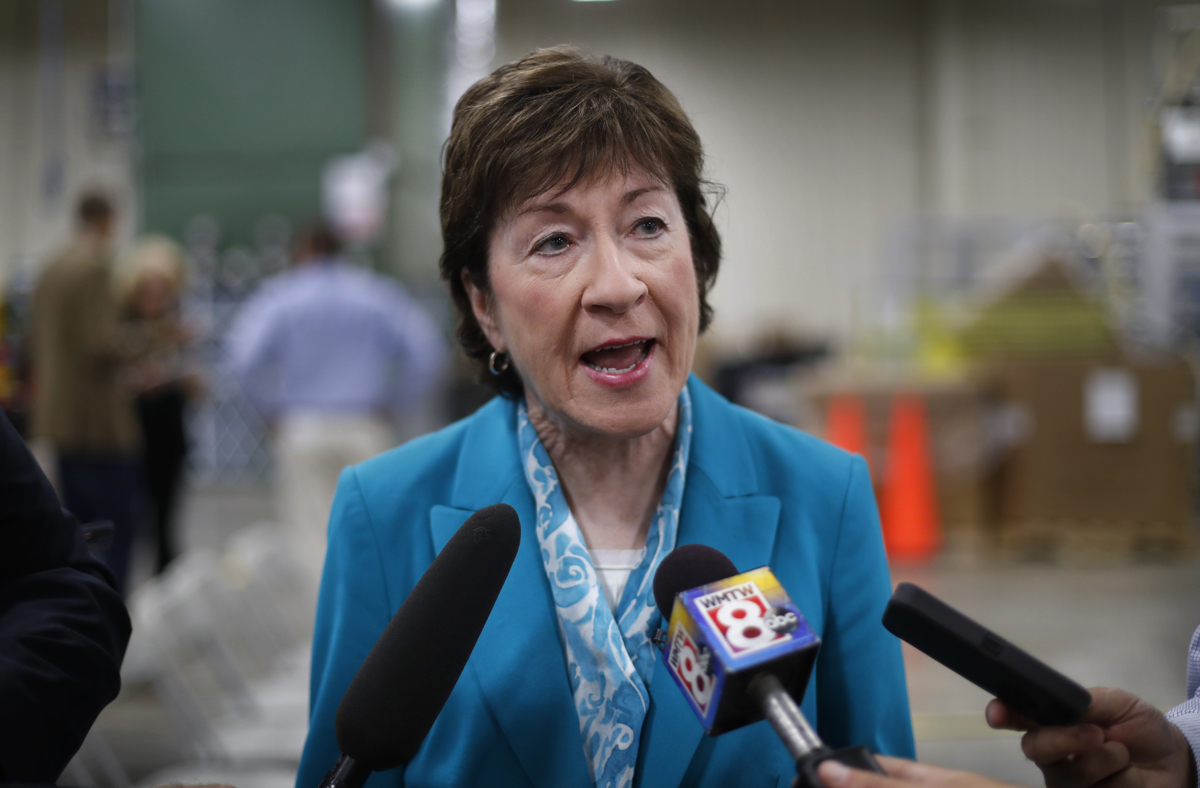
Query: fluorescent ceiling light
388,0,440,9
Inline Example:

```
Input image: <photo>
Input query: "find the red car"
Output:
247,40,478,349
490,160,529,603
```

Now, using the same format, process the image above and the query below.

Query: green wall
136,0,366,245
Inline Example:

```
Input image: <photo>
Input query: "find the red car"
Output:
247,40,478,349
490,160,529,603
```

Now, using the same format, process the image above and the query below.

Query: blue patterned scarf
517,387,693,788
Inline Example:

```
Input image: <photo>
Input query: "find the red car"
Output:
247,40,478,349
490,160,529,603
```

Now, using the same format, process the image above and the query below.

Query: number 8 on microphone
662,566,820,735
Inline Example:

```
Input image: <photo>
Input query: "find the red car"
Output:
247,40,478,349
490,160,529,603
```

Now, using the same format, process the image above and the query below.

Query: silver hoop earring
488,350,509,375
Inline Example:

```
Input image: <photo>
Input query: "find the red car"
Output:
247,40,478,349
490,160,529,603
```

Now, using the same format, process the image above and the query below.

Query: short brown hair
77,192,114,227
296,220,343,259
439,46,722,397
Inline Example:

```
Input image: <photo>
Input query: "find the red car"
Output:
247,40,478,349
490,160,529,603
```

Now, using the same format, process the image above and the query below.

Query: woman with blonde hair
119,235,198,574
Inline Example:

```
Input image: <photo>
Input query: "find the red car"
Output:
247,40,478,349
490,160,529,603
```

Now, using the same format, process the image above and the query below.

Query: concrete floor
87,483,1200,788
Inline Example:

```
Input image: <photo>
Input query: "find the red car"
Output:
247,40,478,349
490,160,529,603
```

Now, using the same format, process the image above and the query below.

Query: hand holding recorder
811,695,1194,788
881,583,1196,788
987,690,1196,788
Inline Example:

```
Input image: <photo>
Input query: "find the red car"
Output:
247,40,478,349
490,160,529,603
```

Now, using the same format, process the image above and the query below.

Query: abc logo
764,606,798,634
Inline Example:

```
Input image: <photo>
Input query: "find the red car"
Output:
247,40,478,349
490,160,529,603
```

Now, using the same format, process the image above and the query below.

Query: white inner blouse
589,547,647,612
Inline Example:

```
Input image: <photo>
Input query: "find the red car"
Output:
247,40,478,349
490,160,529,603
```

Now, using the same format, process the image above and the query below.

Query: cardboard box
982,356,1197,557
798,354,1198,559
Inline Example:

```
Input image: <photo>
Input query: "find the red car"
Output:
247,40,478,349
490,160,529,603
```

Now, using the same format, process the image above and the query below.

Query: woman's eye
634,218,665,236
533,233,570,254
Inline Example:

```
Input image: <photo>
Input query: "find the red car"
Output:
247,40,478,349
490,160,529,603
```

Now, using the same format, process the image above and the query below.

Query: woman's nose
580,237,647,314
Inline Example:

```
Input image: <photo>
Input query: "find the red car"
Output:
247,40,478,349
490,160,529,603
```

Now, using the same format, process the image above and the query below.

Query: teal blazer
296,376,914,788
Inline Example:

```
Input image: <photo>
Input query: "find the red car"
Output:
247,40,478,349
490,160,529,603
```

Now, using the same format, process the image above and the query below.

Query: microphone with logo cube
653,545,885,788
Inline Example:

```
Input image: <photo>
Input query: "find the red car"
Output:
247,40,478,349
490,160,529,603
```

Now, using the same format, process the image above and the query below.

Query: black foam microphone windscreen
652,543,739,620
334,503,521,771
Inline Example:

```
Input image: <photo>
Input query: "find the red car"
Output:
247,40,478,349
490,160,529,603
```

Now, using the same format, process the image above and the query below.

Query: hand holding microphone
652,545,885,788
319,503,521,788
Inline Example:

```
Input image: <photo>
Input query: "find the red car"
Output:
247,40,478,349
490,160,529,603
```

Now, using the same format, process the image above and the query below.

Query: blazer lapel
433,381,784,788
635,377,783,788
429,399,592,788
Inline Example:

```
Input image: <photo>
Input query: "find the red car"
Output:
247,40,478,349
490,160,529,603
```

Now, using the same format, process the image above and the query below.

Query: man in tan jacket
29,193,150,595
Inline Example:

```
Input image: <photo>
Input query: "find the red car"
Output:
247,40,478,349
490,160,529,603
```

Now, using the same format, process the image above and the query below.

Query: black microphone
652,543,739,626
652,545,884,788
319,503,521,788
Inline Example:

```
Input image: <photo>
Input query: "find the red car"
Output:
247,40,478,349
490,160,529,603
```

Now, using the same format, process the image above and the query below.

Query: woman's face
134,271,178,319
468,168,699,441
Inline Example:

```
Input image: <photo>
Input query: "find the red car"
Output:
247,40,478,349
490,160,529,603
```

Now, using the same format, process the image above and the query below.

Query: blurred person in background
118,236,203,575
297,47,912,788
225,221,446,573
0,402,130,783
28,192,166,596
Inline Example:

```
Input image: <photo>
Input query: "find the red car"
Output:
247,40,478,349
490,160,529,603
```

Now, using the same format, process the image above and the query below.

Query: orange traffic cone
825,394,869,467
881,393,941,561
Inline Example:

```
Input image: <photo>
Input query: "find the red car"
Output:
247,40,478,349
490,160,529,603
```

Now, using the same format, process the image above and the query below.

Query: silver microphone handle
749,672,824,761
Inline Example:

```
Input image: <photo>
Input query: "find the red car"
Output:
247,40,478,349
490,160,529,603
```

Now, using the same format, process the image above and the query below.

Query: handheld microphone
319,503,521,788
653,546,884,788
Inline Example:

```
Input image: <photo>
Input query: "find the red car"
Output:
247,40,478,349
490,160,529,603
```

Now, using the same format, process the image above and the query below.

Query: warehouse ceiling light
388,0,440,10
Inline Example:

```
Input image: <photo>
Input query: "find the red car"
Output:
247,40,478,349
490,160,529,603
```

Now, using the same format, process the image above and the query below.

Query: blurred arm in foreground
818,755,1024,788
0,410,131,783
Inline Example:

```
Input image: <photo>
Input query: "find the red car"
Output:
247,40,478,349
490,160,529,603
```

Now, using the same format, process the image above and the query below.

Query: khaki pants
274,412,395,575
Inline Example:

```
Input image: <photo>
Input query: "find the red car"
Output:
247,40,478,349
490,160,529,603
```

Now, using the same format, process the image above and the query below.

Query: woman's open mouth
580,338,655,374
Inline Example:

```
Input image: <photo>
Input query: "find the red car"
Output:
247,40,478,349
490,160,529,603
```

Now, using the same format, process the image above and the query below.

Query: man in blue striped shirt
226,223,447,573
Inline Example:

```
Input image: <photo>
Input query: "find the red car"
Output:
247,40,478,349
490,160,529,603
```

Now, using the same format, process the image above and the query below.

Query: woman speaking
297,47,914,788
